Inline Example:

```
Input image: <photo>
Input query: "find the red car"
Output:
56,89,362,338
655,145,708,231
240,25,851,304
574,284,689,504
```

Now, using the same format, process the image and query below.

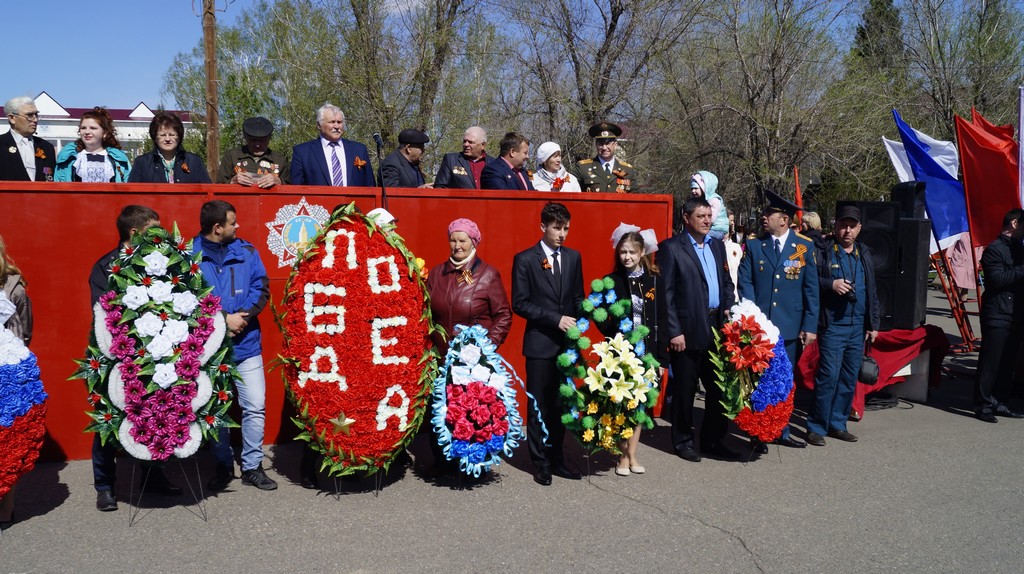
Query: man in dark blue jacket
480,132,534,190
290,103,375,187
194,200,277,491
806,205,879,446
433,126,494,189
380,128,430,188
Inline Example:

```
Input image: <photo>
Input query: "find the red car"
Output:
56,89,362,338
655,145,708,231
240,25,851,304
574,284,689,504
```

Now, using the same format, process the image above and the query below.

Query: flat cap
835,204,862,222
588,121,622,140
762,188,800,218
398,128,429,145
243,117,274,138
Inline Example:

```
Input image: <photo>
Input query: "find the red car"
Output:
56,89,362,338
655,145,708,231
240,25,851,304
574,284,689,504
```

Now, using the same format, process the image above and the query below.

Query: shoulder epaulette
794,231,813,242
618,160,633,168
578,158,594,165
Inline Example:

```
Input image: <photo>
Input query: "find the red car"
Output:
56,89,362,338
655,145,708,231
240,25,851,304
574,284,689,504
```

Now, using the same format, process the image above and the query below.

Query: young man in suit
658,196,738,462
480,132,534,190
512,202,584,485
737,189,818,451
290,103,375,187
433,126,494,189
380,128,431,188
1,96,55,181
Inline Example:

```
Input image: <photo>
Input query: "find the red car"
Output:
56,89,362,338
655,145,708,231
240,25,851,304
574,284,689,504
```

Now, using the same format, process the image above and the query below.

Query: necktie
774,238,781,256
329,142,344,187
552,251,562,293
604,163,612,175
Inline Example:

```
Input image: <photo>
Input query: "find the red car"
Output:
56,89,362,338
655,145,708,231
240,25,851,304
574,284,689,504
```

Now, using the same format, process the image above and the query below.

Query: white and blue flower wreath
431,324,548,477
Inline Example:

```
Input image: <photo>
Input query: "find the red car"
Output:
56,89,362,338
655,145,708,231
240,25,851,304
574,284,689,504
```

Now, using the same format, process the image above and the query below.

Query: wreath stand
127,458,208,526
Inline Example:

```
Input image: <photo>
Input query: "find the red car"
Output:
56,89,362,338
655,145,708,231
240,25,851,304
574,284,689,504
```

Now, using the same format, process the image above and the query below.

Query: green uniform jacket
569,157,637,193
217,146,290,184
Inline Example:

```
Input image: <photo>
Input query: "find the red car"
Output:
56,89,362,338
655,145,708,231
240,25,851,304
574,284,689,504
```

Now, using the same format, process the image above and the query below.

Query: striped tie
329,141,344,186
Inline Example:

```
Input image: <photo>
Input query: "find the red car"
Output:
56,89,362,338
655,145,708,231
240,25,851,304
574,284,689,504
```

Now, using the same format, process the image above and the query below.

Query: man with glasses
1,96,55,181
571,121,637,193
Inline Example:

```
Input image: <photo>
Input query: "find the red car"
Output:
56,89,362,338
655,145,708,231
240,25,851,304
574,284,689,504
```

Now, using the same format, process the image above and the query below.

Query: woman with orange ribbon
532,142,581,192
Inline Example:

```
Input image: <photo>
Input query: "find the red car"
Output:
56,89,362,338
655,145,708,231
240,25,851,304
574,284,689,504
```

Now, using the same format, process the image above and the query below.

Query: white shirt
772,229,791,253
320,136,346,186
599,158,616,174
539,241,561,276
10,130,36,180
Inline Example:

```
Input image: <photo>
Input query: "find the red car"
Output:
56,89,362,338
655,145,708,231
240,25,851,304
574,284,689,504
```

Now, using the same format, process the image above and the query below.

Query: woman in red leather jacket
426,218,512,356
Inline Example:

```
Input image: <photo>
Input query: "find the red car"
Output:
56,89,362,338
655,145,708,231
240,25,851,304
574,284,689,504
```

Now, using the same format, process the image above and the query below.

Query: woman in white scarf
531,142,581,192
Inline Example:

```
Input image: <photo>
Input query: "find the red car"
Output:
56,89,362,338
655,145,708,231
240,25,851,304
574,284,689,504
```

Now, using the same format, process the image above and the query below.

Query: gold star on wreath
329,411,356,435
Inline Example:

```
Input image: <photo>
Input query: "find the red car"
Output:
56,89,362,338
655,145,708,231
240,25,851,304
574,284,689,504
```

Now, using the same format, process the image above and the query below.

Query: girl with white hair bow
531,142,581,192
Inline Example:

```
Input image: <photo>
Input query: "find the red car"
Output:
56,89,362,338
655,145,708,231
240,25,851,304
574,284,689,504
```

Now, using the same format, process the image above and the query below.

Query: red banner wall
0,182,672,460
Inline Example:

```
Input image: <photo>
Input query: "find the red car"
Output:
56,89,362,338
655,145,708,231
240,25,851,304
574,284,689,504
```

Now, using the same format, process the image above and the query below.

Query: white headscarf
535,141,567,184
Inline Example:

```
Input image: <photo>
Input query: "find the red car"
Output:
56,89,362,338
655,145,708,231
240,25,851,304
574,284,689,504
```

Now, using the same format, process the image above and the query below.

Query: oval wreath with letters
279,204,439,477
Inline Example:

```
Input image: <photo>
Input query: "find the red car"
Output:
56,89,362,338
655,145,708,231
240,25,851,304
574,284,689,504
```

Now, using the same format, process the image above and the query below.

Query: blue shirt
828,245,866,325
688,232,720,309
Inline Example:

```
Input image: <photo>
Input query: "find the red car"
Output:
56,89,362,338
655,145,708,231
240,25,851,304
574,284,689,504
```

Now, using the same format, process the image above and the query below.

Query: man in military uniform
217,116,290,187
570,121,637,193
738,189,819,451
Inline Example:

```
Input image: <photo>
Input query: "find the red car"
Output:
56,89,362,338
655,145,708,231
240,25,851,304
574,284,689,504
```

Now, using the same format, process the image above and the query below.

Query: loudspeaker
893,219,931,329
891,181,927,219
834,202,928,330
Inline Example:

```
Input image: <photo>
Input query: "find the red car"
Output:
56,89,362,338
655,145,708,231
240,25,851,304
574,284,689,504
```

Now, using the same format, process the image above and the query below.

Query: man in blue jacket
480,132,534,190
738,189,819,451
194,200,277,491
290,103,375,187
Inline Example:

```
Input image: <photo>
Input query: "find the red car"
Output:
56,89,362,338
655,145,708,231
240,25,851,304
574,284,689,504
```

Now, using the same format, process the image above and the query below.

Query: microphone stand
373,133,388,211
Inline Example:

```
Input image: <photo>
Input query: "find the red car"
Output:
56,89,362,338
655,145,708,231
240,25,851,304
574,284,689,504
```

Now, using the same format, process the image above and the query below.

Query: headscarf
447,218,481,245
535,141,568,185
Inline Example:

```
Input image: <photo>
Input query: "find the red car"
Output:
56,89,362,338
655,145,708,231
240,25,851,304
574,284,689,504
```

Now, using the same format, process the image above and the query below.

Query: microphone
372,132,385,149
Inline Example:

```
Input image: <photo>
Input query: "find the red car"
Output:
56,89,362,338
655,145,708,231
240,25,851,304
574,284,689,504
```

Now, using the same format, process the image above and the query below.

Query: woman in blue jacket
127,112,211,183
54,107,131,183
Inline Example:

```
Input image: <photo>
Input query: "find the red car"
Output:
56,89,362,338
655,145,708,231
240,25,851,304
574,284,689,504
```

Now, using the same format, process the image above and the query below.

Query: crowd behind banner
0,96,1015,531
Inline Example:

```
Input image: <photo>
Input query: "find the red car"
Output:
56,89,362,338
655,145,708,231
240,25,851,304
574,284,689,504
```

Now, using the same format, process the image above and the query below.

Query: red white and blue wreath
0,329,47,498
430,324,545,477
73,225,239,461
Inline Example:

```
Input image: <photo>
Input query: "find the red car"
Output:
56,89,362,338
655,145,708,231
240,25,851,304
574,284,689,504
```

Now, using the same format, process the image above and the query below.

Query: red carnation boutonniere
34,148,46,160
181,161,191,174
353,156,367,170
552,177,565,192
542,258,552,271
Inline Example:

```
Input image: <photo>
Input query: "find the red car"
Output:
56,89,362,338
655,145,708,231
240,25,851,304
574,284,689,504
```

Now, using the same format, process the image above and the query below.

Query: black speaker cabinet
891,181,927,219
893,218,931,329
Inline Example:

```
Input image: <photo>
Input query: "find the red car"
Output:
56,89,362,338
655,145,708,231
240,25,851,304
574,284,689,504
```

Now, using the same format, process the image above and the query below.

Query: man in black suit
658,196,738,462
1,96,55,181
973,209,1024,423
381,128,431,188
512,202,584,485
481,132,534,190
434,126,494,189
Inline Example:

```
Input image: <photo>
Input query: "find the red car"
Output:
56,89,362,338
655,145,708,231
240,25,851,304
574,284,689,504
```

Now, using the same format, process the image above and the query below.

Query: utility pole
203,0,219,178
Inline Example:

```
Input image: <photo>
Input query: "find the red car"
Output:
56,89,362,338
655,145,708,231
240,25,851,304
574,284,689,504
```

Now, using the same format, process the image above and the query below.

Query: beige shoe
615,466,630,476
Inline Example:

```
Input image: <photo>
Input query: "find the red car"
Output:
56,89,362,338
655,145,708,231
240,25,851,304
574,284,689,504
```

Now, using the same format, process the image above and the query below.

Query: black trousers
975,321,1019,413
525,357,566,467
670,348,728,450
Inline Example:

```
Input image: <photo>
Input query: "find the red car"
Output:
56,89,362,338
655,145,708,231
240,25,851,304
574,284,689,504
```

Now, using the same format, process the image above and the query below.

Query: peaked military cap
762,188,800,218
588,121,623,140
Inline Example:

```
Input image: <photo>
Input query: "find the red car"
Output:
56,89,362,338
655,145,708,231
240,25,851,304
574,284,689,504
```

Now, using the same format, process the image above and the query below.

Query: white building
0,92,194,160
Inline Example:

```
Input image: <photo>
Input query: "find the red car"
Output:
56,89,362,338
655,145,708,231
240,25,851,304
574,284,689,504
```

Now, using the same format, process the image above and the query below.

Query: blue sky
7,0,252,110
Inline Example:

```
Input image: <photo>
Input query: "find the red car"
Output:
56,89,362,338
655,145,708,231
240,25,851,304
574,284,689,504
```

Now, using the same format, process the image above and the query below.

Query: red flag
793,165,803,225
955,109,1021,249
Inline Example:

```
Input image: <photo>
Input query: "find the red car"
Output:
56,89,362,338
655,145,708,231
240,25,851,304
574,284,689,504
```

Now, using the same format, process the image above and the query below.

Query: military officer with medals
217,116,290,187
737,189,819,451
570,121,637,193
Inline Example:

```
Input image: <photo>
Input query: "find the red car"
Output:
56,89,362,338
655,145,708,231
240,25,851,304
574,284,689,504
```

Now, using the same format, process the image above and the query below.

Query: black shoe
534,464,552,486
994,406,1024,419
806,432,826,446
976,410,999,423
827,430,859,442
753,441,769,455
701,443,740,460
207,465,234,491
675,446,702,462
143,470,183,496
241,464,278,490
0,513,12,530
551,464,583,480
300,472,319,490
773,436,807,448
96,490,118,512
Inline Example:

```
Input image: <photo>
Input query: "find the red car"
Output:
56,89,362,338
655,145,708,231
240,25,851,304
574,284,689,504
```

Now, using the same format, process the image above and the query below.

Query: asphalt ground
3,288,1023,573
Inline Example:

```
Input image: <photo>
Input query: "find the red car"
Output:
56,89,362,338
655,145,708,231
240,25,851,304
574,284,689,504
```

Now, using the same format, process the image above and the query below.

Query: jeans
807,322,862,436
212,355,267,472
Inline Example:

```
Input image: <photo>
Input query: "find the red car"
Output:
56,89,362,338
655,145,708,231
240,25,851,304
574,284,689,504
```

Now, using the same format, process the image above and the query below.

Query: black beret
762,188,800,218
398,128,429,145
588,121,622,139
242,117,273,138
